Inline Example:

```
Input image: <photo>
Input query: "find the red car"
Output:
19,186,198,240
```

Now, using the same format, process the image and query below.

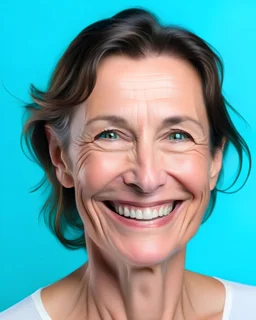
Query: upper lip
107,200,177,208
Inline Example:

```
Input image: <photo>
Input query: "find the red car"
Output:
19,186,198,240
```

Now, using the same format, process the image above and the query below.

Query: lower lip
104,202,182,229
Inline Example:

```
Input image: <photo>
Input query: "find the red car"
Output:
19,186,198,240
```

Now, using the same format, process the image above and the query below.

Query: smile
104,201,178,221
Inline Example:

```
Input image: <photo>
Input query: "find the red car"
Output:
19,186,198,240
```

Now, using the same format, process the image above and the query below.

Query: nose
122,143,167,194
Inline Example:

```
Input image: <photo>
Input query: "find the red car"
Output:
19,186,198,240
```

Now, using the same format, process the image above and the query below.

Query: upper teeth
114,204,174,220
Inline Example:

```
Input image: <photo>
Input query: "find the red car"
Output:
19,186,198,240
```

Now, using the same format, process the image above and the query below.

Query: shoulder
213,276,256,302
221,277,256,294
0,290,42,320
40,265,86,319
185,270,256,320
218,277,256,319
184,270,226,318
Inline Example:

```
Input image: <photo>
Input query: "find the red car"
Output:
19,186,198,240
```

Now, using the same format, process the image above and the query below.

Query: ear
45,125,74,188
209,140,226,191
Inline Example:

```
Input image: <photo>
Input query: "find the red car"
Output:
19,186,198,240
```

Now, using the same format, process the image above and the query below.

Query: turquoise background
1,0,255,312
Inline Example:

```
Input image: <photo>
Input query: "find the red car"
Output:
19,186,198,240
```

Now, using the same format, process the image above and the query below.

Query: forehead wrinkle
119,76,195,102
120,78,177,101
120,76,175,90
121,88,175,101
131,100,150,138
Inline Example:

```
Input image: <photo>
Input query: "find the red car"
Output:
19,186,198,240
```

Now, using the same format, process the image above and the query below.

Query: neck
75,238,193,320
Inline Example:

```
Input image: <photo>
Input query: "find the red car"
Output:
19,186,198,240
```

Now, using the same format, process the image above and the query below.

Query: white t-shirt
1,277,256,319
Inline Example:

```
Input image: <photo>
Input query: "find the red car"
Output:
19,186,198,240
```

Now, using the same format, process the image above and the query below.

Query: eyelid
99,128,117,134
94,128,131,140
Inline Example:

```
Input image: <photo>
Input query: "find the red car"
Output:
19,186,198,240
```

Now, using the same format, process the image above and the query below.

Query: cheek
167,152,211,197
71,145,212,201
74,151,126,197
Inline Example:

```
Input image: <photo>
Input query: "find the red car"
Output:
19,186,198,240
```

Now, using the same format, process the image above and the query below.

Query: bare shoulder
184,270,226,319
41,264,86,319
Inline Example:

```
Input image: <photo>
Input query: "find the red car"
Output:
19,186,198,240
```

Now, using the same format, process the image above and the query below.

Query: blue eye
97,130,119,140
168,131,191,141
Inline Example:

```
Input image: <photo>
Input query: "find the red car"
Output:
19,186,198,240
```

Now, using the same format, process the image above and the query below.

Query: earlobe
56,170,74,189
45,125,74,188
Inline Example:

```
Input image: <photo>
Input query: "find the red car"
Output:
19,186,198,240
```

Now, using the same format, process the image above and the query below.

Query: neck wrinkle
78,237,191,320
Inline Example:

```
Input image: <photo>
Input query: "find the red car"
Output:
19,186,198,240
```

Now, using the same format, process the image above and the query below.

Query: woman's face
59,55,222,265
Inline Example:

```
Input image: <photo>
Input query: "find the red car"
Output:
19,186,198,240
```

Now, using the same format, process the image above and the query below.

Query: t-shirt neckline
32,288,52,320
213,276,232,320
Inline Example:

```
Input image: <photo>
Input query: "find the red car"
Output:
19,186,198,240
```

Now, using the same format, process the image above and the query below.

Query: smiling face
50,55,223,266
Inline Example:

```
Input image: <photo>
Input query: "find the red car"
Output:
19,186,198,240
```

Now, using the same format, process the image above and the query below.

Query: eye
95,130,119,140
168,130,192,142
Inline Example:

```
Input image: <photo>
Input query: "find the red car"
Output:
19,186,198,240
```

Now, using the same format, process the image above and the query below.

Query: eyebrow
86,115,129,127
85,115,203,131
162,116,203,131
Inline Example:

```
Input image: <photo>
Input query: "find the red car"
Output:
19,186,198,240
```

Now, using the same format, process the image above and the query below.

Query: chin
115,239,182,267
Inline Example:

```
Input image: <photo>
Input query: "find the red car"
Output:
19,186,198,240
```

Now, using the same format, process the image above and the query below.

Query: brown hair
22,8,251,249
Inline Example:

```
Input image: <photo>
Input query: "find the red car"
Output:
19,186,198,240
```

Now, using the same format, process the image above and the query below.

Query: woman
1,7,255,320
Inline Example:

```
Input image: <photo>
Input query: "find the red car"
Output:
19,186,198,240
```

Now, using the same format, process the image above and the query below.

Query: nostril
122,169,167,195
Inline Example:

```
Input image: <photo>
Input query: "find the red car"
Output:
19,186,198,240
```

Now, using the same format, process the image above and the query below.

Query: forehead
75,55,208,128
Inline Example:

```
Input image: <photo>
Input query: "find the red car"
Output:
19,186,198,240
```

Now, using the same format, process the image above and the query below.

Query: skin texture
45,55,225,319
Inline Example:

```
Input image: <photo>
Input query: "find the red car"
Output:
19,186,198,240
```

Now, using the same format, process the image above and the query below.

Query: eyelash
167,129,193,141
94,128,121,140
94,128,193,141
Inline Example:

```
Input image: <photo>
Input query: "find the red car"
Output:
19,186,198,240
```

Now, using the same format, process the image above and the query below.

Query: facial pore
64,55,221,266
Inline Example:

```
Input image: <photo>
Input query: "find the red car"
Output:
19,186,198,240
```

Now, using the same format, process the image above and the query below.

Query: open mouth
103,201,179,221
